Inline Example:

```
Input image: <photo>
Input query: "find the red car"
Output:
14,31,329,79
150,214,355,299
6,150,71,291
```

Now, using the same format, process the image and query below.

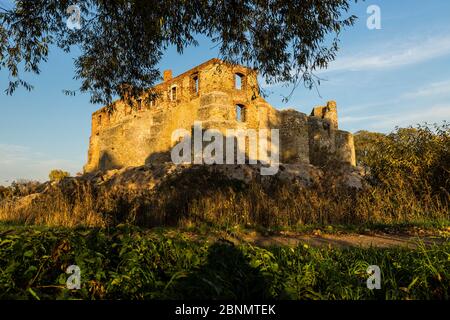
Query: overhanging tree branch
0,0,359,105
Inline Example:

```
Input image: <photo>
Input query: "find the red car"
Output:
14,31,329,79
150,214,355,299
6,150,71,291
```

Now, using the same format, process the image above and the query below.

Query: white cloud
323,35,450,73
342,104,450,133
402,80,450,99
342,78,450,115
0,144,82,185
372,105,450,130
259,34,450,89
340,114,386,124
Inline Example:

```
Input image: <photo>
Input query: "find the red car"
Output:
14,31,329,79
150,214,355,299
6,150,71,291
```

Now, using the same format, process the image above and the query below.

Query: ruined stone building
84,58,355,172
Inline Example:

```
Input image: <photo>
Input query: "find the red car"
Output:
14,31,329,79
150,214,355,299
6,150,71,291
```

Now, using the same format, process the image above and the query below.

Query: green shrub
355,122,450,201
0,186,12,201
10,180,43,197
353,130,387,171
49,170,70,182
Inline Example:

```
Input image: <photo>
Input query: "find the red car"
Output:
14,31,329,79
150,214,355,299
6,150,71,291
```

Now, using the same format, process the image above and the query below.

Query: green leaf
24,250,34,258
28,288,40,300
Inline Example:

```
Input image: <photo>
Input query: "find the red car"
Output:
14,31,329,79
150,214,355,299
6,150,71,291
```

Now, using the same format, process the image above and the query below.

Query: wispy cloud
260,34,450,89
340,114,386,124
342,104,450,133
402,80,450,99
371,105,450,132
323,35,450,73
0,144,82,185
342,79,450,115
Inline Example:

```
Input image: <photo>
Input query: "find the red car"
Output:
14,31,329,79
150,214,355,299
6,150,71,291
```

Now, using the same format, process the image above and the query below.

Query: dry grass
0,170,447,229
0,183,105,228
1,123,448,229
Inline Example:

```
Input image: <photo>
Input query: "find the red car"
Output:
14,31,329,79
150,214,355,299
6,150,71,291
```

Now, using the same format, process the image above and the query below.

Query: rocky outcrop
78,162,364,191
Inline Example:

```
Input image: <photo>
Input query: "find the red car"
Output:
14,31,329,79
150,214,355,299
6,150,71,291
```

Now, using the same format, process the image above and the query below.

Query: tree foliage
353,130,387,170
0,0,358,104
354,123,450,201
6,179,43,197
49,169,70,182
0,186,11,200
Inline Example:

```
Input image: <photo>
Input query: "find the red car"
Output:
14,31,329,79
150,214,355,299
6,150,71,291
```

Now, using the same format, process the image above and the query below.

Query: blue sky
1,0,450,184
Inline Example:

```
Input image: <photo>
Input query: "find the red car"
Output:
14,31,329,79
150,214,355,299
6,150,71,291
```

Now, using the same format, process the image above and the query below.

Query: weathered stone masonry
84,59,356,172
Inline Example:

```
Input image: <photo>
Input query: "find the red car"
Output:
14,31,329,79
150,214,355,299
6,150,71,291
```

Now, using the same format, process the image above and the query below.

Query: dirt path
229,232,446,248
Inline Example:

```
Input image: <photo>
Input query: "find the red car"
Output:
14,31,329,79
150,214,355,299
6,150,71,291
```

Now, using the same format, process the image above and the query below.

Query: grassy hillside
0,123,448,229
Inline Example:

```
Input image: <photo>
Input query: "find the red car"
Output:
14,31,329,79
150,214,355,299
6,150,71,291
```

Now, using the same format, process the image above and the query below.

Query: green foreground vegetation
1,224,449,300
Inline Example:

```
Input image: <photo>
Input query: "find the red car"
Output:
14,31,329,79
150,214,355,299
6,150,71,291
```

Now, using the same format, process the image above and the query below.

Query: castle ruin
84,59,355,172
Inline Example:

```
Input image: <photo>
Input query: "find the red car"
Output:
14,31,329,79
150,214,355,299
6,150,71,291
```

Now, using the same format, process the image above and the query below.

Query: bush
355,123,450,200
49,170,70,182
353,130,387,172
10,180,43,197
0,186,12,201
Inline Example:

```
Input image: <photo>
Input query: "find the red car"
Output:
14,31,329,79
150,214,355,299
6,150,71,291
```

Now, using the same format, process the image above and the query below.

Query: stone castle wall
84,59,356,172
